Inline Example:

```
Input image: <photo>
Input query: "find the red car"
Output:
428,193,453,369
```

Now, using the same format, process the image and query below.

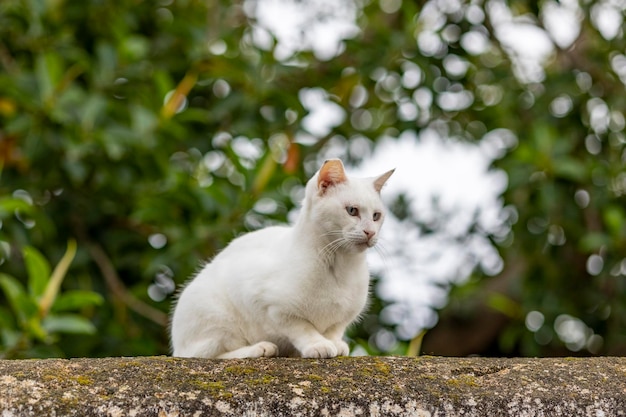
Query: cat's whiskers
320,230,344,239
372,240,390,270
319,229,383,266
319,235,351,265
345,230,371,247
320,229,345,247
319,238,343,260
372,235,389,255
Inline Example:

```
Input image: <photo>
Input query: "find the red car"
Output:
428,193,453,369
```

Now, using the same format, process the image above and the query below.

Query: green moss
118,361,143,368
446,375,479,388
224,365,257,375
358,358,391,380
374,358,390,375
42,374,60,382
248,375,276,385
208,381,226,390
73,375,94,386
307,374,323,381
188,379,233,398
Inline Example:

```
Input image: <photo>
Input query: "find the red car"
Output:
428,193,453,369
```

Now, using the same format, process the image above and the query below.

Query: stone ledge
1,356,625,416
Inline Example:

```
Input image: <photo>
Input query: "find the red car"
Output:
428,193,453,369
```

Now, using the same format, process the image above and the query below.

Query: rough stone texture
1,356,625,416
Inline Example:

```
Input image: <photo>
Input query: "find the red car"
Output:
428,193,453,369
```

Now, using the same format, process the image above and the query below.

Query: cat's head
303,159,394,254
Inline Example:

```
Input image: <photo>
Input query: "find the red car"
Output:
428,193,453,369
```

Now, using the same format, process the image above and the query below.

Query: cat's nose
363,230,375,239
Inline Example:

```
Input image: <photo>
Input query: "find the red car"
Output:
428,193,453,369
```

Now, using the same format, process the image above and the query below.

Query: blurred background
1,0,625,359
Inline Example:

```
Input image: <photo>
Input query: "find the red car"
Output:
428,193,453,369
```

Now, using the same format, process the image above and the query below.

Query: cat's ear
317,159,348,194
373,168,395,193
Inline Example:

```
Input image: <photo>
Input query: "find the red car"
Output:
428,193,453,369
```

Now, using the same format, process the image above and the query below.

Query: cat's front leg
332,340,350,356
296,338,347,358
294,329,339,358
301,340,339,358
269,308,339,358
324,324,350,356
301,336,349,358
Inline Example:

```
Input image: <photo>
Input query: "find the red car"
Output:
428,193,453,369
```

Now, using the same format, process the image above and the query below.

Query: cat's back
220,225,292,255
188,225,294,289
206,225,294,272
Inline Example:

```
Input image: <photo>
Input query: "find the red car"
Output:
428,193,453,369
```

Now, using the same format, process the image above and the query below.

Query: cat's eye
373,212,381,221
346,206,359,217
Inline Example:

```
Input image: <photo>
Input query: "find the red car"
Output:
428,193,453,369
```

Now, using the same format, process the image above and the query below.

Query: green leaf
603,206,625,237
0,273,38,323
0,326,21,349
0,274,23,309
131,104,158,136
42,314,96,335
487,292,522,319
552,157,587,182
0,197,33,219
121,35,150,60
23,246,51,299
35,52,63,103
579,232,612,252
0,306,15,329
79,93,107,131
531,123,556,159
39,239,77,317
26,316,50,343
406,329,428,357
52,290,104,312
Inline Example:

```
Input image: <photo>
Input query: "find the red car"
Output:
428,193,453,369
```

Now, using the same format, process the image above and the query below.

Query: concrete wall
1,356,624,416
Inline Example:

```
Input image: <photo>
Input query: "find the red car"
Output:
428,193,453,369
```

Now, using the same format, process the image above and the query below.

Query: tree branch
85,240,169,327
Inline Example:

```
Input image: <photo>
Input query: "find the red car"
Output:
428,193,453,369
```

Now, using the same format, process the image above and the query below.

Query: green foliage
0,0,625,357
0,241,103,358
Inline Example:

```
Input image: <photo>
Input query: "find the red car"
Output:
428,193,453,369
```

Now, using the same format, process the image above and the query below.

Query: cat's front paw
251,341,279,358
333,340,350,356
302,341,338,358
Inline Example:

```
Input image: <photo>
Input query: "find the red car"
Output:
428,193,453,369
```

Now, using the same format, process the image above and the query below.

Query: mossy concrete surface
1,356,625,416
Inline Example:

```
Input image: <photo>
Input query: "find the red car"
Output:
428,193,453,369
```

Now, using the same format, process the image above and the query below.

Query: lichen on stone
1,356,625,416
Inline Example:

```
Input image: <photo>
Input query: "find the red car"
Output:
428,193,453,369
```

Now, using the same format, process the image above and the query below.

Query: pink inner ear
317,159,347,193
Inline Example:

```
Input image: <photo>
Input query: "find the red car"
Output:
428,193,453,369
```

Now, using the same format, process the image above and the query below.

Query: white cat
170,159,394,359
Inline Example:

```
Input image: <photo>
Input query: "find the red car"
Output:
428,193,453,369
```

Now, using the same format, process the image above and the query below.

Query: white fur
170,161,393,358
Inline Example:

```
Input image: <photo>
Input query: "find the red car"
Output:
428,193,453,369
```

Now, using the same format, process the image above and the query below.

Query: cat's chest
302,254,365,287
296,261,369,321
